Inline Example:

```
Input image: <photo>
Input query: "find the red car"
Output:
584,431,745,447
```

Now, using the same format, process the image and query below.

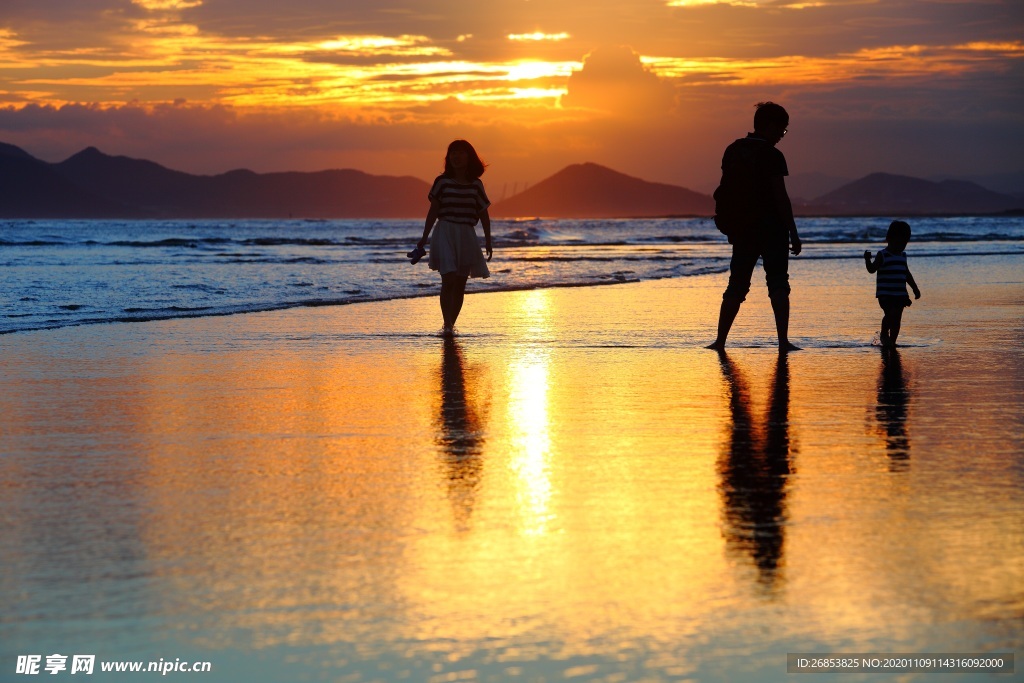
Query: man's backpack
713,140,761,243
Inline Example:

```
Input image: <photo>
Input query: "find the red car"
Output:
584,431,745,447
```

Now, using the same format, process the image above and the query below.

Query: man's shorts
723,239,790,302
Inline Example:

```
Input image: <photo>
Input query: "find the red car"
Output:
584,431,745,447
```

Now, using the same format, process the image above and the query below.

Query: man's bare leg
770,291,800,352
707,296,743,350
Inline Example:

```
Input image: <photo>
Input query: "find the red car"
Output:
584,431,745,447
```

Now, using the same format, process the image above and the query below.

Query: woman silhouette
415,140,493,336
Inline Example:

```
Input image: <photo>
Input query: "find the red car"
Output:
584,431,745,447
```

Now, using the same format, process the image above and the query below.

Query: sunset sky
1,0,1021,194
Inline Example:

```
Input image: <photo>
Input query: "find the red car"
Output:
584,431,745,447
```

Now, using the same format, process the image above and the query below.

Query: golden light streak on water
507,353,554,537
505,290,555,537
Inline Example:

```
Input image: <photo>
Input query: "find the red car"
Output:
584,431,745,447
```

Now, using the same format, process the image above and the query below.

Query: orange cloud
561,46,676,116
644,41,1024,86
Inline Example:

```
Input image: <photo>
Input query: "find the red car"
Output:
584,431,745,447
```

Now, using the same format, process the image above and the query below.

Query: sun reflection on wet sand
1,257,1022,681
507,354,554,537
506,290,555,537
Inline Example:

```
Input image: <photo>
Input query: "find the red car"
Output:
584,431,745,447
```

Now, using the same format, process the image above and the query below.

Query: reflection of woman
875,347,911,469
436,338,487,529
716,352,793,590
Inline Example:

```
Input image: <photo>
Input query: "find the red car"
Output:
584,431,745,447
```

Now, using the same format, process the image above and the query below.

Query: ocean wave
799,229,1024,243
103,238,222,248
512,254,696,263
630,234,718,243
222,256,334,264
243,237,339,246
2,216,1021,335
344,236,411,245
123,305,213,313
0,239,68,246
3,230,1023,251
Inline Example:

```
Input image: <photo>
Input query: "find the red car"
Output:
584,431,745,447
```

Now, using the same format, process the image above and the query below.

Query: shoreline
0,275,650,337
5,244,1023,338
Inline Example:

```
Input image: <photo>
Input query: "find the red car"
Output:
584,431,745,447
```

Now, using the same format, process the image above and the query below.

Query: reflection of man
709,102,802,352
716,352,793,589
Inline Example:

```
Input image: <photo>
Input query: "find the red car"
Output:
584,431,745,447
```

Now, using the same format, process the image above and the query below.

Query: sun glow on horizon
508,32,571,42
510,87,566,100
132,0,203,9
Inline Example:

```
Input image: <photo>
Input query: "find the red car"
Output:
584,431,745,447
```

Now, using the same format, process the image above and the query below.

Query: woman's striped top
428,176,490,227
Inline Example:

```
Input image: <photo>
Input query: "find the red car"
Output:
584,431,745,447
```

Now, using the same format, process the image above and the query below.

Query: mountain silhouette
490,162,714,218
0,143,131,217
57,147,208,216
1,142,1020,218
58,146,431,218
4,144,430,218
813,172,1021,215
786,171,851,202
0,142,36,161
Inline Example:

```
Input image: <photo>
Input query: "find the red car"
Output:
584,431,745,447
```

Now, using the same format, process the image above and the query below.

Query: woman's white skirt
428,219,490,278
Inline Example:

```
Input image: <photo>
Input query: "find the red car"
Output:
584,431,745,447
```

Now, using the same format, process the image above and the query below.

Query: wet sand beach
1,253,1022,682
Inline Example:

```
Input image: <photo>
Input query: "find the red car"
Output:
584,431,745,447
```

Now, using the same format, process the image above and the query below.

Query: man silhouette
708,102,802,352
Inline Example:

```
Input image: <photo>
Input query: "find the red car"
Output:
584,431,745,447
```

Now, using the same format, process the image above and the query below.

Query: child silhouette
865,220,921,347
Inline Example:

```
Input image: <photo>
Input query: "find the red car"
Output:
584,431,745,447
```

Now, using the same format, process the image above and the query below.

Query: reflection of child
864,220,921,347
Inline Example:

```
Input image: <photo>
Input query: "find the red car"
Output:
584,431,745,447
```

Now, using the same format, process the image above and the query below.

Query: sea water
2,216,1022,334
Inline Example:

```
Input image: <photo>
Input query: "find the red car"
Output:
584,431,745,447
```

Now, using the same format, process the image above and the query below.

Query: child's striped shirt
875,248,909,297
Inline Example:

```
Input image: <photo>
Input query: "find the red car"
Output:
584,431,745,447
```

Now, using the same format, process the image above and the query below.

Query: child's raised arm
864,250,880,273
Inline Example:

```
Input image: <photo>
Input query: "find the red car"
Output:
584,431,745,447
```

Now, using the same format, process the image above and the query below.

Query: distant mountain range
0,143,430,218
490,162,714,217
1,142,1020,218
810,173,1022,215
785,172,854,203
